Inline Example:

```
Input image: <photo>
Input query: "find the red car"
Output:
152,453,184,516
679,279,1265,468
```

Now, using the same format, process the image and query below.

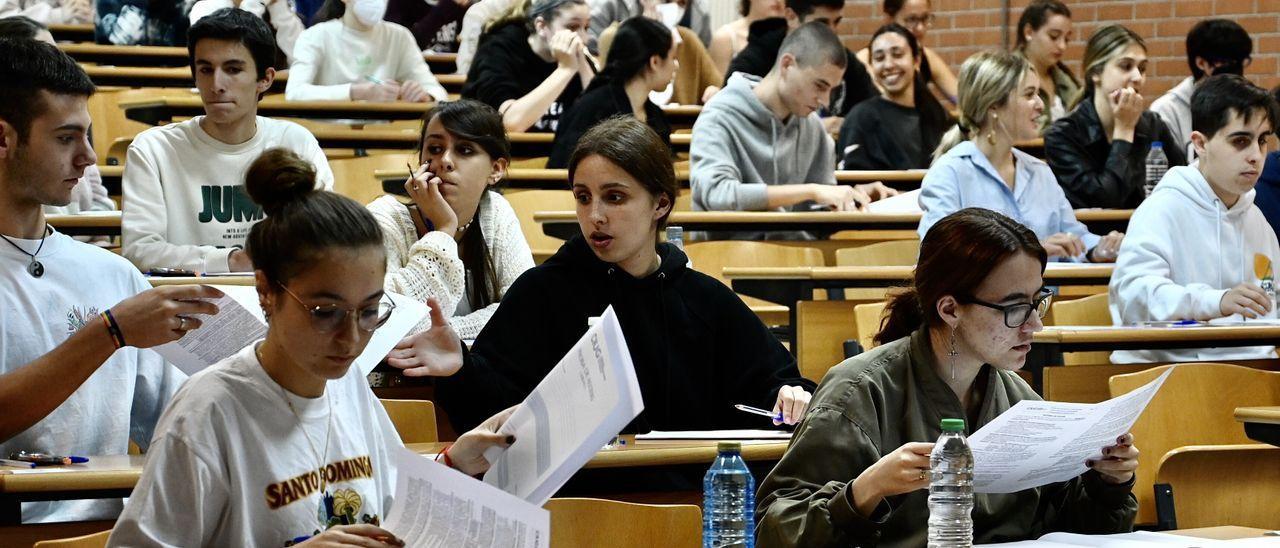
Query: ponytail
875,287,924,346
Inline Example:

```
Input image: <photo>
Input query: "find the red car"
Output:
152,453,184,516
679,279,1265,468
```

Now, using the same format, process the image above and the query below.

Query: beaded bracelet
100,310,126,349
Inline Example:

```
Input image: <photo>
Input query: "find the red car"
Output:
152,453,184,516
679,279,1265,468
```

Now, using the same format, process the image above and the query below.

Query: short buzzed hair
0,38,95,141
775,21,848,70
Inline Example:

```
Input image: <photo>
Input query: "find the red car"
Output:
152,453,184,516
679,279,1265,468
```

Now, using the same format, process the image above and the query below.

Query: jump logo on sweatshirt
198,185,264,224
265,455,375,510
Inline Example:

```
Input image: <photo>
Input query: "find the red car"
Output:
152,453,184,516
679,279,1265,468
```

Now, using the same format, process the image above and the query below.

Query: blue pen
0,458,35,468
735,404,783,422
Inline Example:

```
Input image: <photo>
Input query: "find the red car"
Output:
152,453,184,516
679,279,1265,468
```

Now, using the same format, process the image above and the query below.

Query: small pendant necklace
258,346,334,490
0,224,51,278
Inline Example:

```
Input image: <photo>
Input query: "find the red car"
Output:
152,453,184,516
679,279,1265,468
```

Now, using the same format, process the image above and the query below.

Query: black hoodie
437,234,815,433
724,17,877,117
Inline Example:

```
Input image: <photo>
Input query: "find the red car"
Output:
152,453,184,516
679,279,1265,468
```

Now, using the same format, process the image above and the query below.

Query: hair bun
244,148,318,216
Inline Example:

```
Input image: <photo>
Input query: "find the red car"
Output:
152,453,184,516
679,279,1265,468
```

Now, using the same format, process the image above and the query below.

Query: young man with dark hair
1253,85,1280,237
1111,74,1280,364
1150,19,1252,157
122,8,332,274
0,38,222,523
691,22,893,239
725,0,875,117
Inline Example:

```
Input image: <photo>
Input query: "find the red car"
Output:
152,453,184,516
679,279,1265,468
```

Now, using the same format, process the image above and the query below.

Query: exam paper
977,531,1278,547
866,189,923,213
482,306,644,505
383,447,549,548
968,367,1173,494
153,286,426,376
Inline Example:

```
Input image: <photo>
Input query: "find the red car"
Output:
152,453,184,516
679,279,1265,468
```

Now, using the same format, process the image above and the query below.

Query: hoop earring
948,327,959,381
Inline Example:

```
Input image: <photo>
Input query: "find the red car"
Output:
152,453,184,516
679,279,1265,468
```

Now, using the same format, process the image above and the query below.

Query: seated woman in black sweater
1044,24,1186,209
838,23,951,170
548,16,676,168
462,0,594,132
387,117,816,433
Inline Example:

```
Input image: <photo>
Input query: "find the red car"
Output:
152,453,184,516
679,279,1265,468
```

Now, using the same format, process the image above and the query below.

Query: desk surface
59,43,189,66
1235,406,1280,424
49,23,94,42
147,276,255,287
46,212,121,236
1032,324,1280,351
0,439,786,495
725,264,1112,282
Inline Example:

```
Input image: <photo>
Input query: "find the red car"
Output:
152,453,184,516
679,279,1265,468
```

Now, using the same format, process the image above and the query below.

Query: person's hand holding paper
447,405,519,475
1089,432,1138,485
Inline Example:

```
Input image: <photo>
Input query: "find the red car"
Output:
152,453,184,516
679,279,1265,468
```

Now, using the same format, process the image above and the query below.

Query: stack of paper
978,531,1280,547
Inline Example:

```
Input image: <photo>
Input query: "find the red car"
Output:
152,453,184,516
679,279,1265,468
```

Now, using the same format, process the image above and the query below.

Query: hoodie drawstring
770,118,778,187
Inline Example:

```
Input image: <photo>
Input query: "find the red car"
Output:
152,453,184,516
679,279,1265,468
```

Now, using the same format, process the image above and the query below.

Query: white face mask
352,0,387,26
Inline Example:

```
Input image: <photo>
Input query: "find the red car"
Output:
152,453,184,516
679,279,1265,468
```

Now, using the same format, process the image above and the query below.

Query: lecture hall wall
838,0,1280,100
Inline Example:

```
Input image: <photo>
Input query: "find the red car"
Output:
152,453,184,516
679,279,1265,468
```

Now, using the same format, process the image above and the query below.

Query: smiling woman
388,117,816,438
756,208,1141,548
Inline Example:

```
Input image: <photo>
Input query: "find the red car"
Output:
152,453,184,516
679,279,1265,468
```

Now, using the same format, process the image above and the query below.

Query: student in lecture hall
0,0,91,24
122,8,333,274
587,0,711,53
107,149,518,547
1109,74,1280,365
189,0,307,65
368,99,533,340
0,38,223,524
855,0,957,108
1149,19,1253,160
386,0,470,53
690,22,896,239
1013,0,1080,130
756,208,1140,547
836,23,950,171
595,14,723,106
548,16,675,168
708,0,783,75
724,0,877,119
94,0,188,46
461,0,593,132
0,15,115,219
386,117,816,433
919,51,1123,263
1043,24,1186,209
285,0,448,102
1252,87,1280,238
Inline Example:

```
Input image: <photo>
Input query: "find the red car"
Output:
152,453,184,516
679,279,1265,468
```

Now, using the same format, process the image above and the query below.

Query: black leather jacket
1044,95,1187,209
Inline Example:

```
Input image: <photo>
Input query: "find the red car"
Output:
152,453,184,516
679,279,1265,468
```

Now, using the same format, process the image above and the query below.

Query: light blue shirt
919,141,1101,260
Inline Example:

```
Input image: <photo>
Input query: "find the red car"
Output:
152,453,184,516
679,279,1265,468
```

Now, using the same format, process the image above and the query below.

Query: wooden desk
424,53,458,75
49,23,94,43
663,105,701,130
59,43,189,67
147,276,255,287
100,165,123,197
1032,325,1280,355
728,264,1114,353
0,439,786,526
45,212,121,236
1235,406,1280,447
83,67,465,95
1168,526,1272,540
121,96,433,126
538,210,1131,240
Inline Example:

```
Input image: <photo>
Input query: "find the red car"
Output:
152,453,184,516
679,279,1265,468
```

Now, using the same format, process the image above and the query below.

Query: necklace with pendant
0,224,51,278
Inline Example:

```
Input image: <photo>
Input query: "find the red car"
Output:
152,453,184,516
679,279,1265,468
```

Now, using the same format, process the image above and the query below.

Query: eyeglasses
900,13,935,28
963,289,1053,329
278,284,396,333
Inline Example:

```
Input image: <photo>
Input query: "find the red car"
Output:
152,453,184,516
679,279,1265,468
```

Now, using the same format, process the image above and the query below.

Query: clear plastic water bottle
927,418,974,548
667,225,693,269
703,441,755,548
1144,141,1169,198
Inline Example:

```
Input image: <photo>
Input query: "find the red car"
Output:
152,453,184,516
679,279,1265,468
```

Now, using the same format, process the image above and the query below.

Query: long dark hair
245,149,384,285
1015,0,1071,49
418,100,512,309
869,24,951,143
875,208,1047,345
589,17,672,93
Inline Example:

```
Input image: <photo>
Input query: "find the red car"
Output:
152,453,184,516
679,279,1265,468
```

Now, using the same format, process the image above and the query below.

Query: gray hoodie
690,73,836,214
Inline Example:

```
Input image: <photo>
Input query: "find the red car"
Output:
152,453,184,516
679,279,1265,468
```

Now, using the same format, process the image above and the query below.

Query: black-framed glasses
963,289,1053,329
278,284,396,333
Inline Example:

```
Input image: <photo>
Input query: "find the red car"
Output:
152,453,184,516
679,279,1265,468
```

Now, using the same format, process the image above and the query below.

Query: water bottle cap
1151,141,1163,149
717,441,742,453
940,418,965,432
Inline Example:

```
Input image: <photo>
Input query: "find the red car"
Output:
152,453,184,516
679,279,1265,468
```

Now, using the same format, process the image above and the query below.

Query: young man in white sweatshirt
123,8,333,274
0,38,223,523
689,22,893,239
1109,74,1280,364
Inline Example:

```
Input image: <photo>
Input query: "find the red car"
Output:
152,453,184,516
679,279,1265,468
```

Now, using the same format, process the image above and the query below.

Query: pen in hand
735,404,783,423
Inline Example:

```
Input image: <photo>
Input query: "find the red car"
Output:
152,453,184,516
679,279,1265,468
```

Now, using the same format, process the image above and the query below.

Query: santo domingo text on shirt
265,455,375,510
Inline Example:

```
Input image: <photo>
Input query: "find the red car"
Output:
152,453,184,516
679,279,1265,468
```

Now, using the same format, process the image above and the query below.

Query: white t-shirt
108,343,403,547
286,19,448,102
121,116,334,274
0,229,184,523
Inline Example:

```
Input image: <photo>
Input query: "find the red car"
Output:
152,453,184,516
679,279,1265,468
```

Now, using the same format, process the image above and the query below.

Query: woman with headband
462,0,594,132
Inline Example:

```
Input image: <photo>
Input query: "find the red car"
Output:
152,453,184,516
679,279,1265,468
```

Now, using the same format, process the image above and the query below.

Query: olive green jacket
756,330,1137,547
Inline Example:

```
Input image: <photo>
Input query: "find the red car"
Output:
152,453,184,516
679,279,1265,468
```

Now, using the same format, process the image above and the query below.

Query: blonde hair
1072,24,1145,109
932,51,1031,160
